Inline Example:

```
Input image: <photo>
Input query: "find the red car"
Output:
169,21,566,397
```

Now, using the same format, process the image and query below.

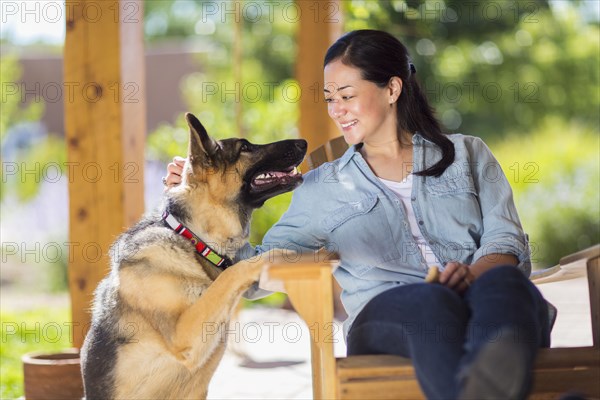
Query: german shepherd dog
81,112,307,399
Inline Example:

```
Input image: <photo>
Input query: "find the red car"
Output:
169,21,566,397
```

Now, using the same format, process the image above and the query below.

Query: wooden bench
266,137,600,399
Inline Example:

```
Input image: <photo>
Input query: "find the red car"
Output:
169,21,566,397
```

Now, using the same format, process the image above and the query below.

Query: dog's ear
185,112,219,164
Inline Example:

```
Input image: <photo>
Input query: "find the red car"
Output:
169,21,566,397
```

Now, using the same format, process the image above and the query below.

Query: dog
80,112,307,399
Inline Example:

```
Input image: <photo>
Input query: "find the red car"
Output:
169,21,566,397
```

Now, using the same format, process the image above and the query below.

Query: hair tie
409,63,417,74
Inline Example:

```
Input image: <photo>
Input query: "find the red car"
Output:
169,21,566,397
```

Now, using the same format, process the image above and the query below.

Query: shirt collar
337,144,361,171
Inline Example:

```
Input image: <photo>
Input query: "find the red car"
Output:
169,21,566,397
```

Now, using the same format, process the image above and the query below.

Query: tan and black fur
80,112,307,399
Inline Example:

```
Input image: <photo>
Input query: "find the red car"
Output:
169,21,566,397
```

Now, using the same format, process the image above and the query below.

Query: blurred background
1,0,599,397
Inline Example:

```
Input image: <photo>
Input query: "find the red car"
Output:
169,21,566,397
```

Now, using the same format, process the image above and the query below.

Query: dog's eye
240,142,251,152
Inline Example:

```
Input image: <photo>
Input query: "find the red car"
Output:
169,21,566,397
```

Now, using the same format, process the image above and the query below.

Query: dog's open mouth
240,138,307,208
250,166,302,191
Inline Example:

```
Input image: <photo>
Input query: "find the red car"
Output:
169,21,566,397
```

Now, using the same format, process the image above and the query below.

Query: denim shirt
243,133,530,336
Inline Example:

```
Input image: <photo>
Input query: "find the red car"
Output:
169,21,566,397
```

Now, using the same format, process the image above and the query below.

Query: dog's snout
295,140,308,153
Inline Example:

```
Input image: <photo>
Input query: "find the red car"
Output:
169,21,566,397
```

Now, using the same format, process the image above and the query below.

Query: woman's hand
439,261,475,295
163,156,186,190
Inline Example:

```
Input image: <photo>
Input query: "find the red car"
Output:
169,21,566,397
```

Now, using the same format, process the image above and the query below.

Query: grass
1,306,72,399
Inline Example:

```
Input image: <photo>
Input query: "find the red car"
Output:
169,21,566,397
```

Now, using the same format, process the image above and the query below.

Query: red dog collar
162,211,232,269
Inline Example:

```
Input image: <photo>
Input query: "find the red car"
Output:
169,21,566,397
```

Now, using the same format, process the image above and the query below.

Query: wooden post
64,0,146,348
296,0,343,154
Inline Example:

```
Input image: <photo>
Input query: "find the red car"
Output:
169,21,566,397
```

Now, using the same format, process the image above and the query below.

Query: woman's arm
467,137,531,276
470,253,518,278
438,137,528,294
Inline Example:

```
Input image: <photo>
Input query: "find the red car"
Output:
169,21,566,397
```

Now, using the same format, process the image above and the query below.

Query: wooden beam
296,0,343,154
64,0,146,348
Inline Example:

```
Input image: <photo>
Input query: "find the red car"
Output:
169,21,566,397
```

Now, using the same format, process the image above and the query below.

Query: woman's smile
324,60,398,146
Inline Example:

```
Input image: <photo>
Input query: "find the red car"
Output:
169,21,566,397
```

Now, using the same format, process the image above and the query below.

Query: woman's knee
473,264,532,292
480,264,526,279
467,264,550,344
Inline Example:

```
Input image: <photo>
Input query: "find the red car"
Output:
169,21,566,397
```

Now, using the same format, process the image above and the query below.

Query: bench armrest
531,244,599,285
267,252,338,399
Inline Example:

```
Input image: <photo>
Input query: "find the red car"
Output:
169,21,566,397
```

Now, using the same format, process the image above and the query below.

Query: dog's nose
295,140,307,152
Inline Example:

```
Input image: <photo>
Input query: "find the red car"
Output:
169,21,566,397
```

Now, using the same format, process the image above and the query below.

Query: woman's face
324,59,399,146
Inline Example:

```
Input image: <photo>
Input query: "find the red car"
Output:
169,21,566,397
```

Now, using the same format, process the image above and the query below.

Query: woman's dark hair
324,29,454,177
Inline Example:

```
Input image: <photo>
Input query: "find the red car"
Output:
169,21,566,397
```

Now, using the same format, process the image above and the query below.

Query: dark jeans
347,266,551,400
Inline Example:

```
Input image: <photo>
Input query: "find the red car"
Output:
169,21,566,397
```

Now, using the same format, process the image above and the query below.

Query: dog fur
80,112,307,399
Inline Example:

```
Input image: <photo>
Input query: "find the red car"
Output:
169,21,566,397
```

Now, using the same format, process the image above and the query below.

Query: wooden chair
266,137,600,399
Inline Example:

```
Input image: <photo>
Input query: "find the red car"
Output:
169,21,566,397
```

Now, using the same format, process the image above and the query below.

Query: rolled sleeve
469,138,531,276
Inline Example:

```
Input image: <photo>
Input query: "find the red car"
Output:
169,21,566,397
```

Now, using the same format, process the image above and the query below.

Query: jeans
346,266,551,400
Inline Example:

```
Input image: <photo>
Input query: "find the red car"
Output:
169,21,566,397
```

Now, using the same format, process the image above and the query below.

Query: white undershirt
378,174,441,267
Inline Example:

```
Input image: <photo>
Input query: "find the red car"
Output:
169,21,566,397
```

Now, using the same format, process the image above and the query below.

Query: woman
165,30,550,400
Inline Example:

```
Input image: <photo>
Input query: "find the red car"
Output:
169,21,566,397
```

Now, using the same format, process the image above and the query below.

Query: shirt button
418,220,424,225
411,197,416,201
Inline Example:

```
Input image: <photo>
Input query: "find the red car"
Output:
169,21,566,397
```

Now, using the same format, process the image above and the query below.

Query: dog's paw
257,263,285,292
230,258,267,279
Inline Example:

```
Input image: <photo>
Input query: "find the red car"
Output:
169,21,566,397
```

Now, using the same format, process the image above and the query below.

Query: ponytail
402,73,455,177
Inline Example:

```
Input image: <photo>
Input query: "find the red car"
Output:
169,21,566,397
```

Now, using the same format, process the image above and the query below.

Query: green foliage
249,191,293,244
492,117,600,268
241,292,288,308
342,1,599,142
0,307,72,399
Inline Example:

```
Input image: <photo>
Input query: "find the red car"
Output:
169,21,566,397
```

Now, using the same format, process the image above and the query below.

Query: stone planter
22,349,83,399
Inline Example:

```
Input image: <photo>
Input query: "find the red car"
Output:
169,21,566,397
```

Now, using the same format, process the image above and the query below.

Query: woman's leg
458,265,551,399
347,283,469,399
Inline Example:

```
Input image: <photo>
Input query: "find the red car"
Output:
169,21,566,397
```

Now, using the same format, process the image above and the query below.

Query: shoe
458,332,531,400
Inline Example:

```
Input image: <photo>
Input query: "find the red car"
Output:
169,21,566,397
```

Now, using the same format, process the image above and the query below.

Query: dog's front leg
171,258,265,371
